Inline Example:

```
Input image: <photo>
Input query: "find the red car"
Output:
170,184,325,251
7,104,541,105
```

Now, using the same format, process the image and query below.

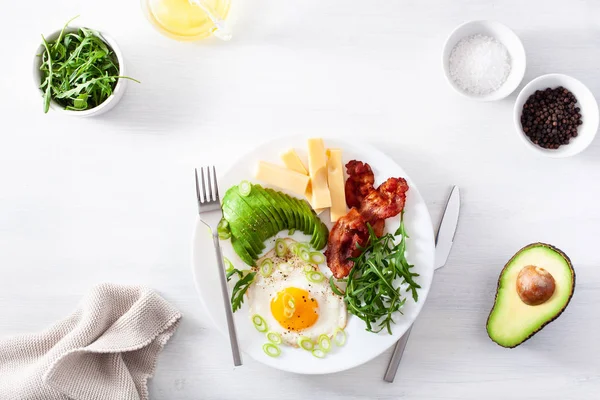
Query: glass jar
141,0,231,41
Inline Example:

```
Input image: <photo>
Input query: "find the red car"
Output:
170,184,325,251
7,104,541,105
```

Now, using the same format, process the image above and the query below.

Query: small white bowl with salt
443,20,526,101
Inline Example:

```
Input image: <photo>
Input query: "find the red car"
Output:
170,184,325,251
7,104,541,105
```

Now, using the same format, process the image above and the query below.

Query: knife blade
435,186,461,269
383,186,461,383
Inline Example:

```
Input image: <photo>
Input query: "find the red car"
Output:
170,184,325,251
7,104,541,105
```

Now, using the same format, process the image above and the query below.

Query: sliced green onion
224,257,235,275
303,264,314,273
282,294,295,318
300,249,311,263
318,334,331,352
263,343,281,357
217,219,231,240
278,263,293,273
282,293,296,310
293,243,308,255
275,239,288,257
252,314,268,333
329,276,345,296
283,307,295,319
306,270,325,283
312,348,326,358
310,252,325,264
288,228,296,235
259,259,273,277
298,243,310,252
297,336,314,351
333,328,346,347
266,331,282,345
288,242,300,256
239,180,252,197
288,242,298,255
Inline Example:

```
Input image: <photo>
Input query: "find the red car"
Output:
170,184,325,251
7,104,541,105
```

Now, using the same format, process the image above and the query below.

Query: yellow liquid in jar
146,0,230,40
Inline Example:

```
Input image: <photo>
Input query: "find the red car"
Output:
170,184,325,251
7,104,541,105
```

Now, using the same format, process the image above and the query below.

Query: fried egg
247,241,347,347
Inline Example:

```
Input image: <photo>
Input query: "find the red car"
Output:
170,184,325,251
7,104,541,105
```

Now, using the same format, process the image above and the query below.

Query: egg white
247,252,347,347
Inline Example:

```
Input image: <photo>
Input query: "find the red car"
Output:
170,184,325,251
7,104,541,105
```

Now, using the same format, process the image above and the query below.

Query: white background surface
1,0,599,399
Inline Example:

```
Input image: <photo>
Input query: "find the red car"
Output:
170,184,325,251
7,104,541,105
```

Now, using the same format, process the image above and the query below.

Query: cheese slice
279,149,323,212
304,183,325,214
307,138,332,209
326,148,347,222
255,161,310,196
280,149,308,175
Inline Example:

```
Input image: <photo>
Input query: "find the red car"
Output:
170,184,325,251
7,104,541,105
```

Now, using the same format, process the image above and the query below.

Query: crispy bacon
370,218,386,237
345,160,375,209
325,208,370,279
326,161,410,279
359,177,409,222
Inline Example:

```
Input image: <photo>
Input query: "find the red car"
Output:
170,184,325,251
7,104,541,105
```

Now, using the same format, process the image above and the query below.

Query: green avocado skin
222,183,329,266
486,243,576,348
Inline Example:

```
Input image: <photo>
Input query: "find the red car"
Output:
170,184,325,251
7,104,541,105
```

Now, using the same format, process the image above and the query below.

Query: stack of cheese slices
255,138,347,223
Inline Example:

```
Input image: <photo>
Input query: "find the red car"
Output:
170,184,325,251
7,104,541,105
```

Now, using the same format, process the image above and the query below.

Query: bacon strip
345,160,375,209
324,208,369,279
359,177,409,222
326,161,409,278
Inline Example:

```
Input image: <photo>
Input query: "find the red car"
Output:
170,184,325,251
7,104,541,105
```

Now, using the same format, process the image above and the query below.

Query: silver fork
195,167,242,366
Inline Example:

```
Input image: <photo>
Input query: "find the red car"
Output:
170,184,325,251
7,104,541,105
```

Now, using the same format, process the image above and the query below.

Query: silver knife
383,186,460,383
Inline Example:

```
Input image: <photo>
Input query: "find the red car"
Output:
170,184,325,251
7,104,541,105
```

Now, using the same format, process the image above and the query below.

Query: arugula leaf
332,212,420,334
38,17,139,113
227,268,256,312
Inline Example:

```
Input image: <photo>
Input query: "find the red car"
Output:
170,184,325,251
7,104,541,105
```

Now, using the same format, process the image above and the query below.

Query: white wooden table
1,0,599,398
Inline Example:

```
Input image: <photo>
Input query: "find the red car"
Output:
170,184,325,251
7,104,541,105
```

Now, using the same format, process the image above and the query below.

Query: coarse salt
449,34,511,96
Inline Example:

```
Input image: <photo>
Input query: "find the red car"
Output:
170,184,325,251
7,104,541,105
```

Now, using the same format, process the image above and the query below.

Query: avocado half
486,243,575,348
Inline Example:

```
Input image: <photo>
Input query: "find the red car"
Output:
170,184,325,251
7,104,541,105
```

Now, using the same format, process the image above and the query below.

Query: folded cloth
0,283,182,400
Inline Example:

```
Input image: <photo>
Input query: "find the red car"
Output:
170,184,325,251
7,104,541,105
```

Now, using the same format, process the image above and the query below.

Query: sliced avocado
288,198,305,233
315,221,329,249
229,189,276,239
289,198,305,232
294,198,313,235
227,223,259,260
222,203,264,257
256,186,288,230
309,219,329,250
268,189,298,230
231,236,255,266
486,243,575,348
264,188,293,229
253,186,285,233
223,226,258,260
222,182,330,266
223,188,272,241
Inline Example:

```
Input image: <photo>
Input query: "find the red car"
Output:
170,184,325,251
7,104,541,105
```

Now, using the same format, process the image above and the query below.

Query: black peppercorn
521,87,582,149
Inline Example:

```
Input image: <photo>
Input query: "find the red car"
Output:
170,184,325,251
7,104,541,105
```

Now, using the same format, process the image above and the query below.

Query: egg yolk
270,287,318,331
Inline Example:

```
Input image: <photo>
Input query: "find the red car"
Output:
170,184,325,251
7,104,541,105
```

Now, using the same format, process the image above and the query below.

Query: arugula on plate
227,268,256,312
330,213,421,334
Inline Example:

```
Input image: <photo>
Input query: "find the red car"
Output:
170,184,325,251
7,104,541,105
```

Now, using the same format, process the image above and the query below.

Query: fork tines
195,166,220,204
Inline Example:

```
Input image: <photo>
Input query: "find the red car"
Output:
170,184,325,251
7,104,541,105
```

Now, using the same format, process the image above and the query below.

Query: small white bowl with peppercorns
514,74,599,158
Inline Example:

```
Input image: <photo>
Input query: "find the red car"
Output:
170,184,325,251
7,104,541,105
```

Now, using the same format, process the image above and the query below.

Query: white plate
191,137,435,374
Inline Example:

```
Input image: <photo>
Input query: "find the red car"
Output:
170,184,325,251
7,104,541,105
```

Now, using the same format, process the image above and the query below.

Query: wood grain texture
1,0,599,398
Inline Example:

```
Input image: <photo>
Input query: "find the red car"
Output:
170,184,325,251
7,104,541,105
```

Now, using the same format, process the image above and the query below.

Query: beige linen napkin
0,283,182,400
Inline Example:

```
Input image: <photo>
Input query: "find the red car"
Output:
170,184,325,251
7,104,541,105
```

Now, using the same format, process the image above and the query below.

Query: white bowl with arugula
33,19,138,116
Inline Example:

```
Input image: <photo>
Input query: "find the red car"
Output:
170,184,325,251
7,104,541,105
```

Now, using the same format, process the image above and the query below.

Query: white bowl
33,27,127,117
513,74,599,158
442,20,526,101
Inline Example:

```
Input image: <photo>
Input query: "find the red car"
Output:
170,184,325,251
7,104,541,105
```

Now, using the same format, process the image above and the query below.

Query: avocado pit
516,265,556,306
